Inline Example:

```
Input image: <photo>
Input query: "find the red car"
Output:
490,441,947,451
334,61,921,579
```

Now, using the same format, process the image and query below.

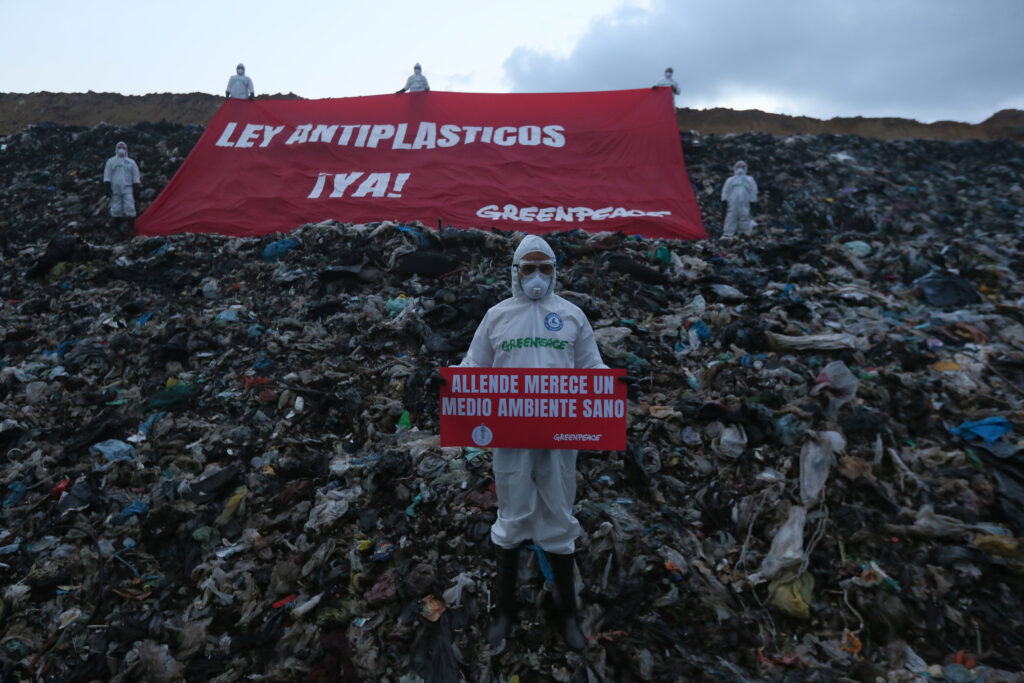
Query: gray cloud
503,0,1024,123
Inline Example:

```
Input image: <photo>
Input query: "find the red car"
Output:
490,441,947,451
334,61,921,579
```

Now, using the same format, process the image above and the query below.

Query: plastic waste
913,269,981,307
751,506,807,583
262,237,301,262
800,431,844,505
768,572,814,619
143,382,197,411
386,295,409,317
114,499,150,524
773,414,805,446
712,424,747,459
89,439,136,469
950,417,1012,444
3,482,27,508
811,361,860,420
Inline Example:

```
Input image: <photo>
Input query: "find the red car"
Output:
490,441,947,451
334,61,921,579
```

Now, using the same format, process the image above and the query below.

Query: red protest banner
135,90,705,240
439,367,626,450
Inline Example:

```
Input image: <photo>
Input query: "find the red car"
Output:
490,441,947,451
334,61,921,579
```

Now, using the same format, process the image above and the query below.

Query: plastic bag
800,431,844,505
713,424,748,459
811,361,860,420
913,269,981,307
752,506,806,582
441,572,476,607
768,572,814,619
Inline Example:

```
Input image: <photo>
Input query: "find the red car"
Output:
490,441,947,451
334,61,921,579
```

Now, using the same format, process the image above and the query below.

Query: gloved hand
618,375,638,384
428,369,446,386
248,94,254,101
395,89,405,95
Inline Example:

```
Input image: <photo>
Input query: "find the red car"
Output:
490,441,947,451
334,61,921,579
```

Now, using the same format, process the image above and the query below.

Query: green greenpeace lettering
500,337,568,353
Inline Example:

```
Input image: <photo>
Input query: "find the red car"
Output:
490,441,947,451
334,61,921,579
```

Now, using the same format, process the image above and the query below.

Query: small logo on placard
472,424,493,447
544,312,563,331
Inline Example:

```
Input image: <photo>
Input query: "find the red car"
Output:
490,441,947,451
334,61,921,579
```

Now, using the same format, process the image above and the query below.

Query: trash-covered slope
1,122,1023,681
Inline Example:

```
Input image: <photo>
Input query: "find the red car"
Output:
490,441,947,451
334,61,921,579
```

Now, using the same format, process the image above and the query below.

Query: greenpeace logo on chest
544,313,564,332
500,337,567,353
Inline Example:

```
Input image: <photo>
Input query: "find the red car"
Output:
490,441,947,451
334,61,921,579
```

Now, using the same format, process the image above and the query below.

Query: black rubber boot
487,545,520,647
548,552,586,651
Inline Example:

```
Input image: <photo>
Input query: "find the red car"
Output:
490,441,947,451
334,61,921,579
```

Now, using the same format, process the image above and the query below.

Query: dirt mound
0,92,296,135
677,107,1024,142
2,91,1022,141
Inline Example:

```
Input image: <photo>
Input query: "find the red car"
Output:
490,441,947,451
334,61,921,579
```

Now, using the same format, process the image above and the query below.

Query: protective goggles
516,260,555,275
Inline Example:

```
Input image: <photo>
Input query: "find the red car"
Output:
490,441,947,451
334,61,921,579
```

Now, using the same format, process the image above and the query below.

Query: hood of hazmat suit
511,234,556,300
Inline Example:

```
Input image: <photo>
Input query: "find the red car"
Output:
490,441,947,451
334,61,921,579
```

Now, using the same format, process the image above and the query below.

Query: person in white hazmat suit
654,67,681,95
396,63,430,93
458,234,607,651
226,63,254,100
721,160,758,237
102,141,141,232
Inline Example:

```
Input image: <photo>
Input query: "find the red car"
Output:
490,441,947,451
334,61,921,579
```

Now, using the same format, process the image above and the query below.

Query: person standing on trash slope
721,160,758,238
456,234,607,652
226,63,254,100
654,67,681,96
396,63,430,93
102,141,141,233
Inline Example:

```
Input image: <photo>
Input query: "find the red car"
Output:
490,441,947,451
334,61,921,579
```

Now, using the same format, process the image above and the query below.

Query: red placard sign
439,367,626,450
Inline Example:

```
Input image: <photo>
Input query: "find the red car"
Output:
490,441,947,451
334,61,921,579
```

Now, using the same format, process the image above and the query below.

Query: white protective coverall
721,161,758,237
655,68,681,95
226,64,254,99
459,235,607,554
400,64,430,93
103,142,141,217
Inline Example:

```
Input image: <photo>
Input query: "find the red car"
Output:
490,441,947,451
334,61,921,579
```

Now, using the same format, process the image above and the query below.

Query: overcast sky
2,0,1022,124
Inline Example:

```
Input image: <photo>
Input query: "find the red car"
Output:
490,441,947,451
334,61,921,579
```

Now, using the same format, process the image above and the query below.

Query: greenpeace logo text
500,337,567,353
477,204,671,223
553,433,602,442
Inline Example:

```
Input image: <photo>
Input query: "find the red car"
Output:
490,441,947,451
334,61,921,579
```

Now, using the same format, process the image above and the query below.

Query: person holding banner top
654,66,681,96
457,234,607,651
396,63,430,93
226,63,254,101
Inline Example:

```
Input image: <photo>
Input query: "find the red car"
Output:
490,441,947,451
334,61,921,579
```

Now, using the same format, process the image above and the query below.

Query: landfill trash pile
1,122,1023,681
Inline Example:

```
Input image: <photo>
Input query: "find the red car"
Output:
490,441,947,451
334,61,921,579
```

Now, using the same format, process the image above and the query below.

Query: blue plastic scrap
395,225,431,247
114,500,150,525
3,482,27,508
137,412,166,437
526,545,555,583
90,439,136,469
262,238,300,262
56,339,79,360
692,319,712,340
950,417,1012,445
